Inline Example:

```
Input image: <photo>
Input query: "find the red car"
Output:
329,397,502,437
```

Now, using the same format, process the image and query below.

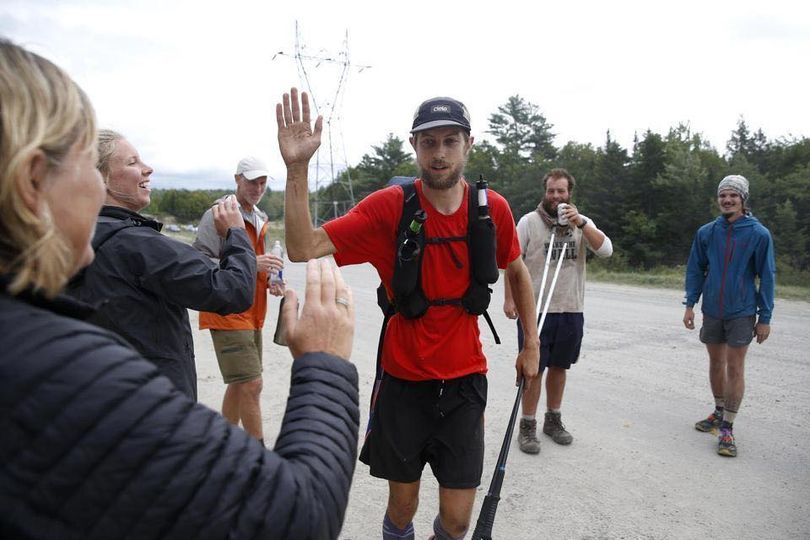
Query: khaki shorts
210,329,263,384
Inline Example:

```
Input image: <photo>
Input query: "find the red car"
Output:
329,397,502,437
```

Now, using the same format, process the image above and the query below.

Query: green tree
772,199,807,269
313,134,416,224
766,136,810,178
357,134,413,183
487,95,556,161
727,117,769,173
466,140,500,186
628,130,667,216
620,210,661,267
650,126,715,265
257,190,285,222
587,131,629,240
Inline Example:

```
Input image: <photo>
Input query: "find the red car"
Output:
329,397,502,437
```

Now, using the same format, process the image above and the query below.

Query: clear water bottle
476,174,490,218
269,240,284,285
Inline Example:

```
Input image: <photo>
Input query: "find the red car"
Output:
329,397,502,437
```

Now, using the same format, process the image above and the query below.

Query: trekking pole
537,240,567,332
471,241,567,540
471,377,524,540
533,231,555,324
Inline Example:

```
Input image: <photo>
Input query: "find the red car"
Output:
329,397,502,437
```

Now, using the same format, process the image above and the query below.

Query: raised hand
276,87,324,167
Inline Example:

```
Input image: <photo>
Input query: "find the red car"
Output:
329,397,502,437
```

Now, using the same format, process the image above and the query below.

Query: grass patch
588,262,810,302
588,268,684,289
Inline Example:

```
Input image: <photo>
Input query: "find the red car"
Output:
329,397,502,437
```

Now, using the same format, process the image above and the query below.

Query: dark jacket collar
0,274,96,320
100,205,163,232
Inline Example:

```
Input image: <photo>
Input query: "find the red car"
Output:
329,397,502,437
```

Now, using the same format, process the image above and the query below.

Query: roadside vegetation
153,94,810,303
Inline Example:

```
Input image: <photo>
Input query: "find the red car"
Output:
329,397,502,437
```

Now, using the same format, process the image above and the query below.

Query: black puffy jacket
0,285,360,540
67,206,257,400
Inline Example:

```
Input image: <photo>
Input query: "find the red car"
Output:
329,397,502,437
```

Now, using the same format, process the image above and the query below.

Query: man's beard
420,160,465,191
542,196,569,216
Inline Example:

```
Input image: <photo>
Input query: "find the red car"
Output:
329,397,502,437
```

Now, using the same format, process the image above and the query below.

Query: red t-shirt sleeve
322,186,403,272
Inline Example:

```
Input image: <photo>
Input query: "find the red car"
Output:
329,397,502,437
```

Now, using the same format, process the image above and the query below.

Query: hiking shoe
717,424,737,457
543,411,573,445
695,411,722,433
517,418,541,454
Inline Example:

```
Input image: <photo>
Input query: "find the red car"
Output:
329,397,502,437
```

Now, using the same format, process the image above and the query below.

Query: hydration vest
376,179,501,343
364,178,502,442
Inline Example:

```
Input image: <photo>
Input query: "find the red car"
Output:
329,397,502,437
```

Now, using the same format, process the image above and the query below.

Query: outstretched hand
281,259,354,361
276,87,323,167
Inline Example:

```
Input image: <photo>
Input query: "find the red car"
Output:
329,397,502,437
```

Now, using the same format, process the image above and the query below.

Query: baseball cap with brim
411,97,471,134
236,156,269,180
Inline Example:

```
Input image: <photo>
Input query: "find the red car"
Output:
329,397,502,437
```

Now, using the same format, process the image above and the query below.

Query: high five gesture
276,87,323,167
276,87,336,262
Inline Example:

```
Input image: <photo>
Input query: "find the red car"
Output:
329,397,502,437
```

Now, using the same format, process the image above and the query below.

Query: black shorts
359,372,487,489
699,314,755,347
517,313,584,370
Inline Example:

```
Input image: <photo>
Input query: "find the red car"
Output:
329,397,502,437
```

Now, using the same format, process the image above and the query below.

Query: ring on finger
335,297,350,308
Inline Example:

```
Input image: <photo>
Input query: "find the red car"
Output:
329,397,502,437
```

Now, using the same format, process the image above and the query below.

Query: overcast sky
2,0,808,191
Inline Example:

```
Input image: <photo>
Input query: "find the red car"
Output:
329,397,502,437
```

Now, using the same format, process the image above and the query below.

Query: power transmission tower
273,22,370,225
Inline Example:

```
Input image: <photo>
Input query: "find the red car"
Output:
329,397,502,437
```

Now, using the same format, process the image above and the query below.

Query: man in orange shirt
194,157,284,445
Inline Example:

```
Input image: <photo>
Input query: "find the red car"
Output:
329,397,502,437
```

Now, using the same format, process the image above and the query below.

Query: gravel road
193,260,810,540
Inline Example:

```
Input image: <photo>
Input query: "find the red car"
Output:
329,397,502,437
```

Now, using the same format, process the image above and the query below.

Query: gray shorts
210,329,263,384
699,314,755,347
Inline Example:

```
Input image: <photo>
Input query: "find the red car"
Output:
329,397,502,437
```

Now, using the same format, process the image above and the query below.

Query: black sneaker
543,411,573,445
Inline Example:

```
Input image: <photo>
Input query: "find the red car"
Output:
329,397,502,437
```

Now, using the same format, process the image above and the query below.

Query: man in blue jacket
683,174,775,458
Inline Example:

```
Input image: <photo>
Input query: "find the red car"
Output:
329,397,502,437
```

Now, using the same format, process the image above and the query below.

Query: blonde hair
0,39,97,297
97,128,124,180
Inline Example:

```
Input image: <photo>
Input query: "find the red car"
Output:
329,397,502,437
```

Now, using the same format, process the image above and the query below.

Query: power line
273,22,370,225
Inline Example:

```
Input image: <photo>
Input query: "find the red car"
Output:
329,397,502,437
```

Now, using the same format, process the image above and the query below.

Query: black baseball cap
410,96,471,134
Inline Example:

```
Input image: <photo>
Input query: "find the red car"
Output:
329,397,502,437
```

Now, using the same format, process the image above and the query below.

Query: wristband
577,217,589,229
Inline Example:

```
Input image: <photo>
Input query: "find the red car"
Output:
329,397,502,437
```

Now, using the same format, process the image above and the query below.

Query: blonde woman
67,128,257,401
0,39,358,540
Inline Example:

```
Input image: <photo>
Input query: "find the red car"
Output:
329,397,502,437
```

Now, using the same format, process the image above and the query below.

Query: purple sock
433,514,466,540
382,513,414,540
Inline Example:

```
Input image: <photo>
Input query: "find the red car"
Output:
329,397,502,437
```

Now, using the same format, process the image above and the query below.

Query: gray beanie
717,174,749,200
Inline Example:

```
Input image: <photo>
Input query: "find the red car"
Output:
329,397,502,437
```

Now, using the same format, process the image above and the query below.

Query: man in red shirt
276,88,539,540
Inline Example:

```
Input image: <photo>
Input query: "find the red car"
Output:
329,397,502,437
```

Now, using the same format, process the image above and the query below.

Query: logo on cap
411,96,471,134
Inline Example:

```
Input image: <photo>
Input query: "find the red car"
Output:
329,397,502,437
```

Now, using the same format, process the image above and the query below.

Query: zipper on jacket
718,222,735,318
